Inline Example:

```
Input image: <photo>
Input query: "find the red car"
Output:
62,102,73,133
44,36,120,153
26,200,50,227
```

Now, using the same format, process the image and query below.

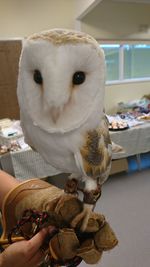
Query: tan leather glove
0,178,118,266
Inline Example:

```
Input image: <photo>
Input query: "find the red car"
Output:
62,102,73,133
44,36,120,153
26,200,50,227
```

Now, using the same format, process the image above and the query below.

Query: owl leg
82,177,101,207
80,177,101,231
64,173,80,195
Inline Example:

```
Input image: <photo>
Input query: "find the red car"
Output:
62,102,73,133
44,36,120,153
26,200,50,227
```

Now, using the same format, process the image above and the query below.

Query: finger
47,225,56,233
27,249,45,267
27,228,48,255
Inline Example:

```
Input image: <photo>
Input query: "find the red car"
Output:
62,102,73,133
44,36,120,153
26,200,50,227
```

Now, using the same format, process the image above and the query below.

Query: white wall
0,0,76,37
80,1,150,39
105,81,150,114
75,0,103,19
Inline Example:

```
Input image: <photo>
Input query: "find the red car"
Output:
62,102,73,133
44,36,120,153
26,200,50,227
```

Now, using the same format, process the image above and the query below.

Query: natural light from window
101,44,150,83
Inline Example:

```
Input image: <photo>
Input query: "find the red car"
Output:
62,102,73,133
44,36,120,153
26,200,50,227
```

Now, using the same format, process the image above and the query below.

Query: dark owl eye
33,70,43,85
72,71,85,85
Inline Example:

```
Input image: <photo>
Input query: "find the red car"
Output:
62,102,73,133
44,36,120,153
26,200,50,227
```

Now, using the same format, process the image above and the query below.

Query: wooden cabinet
0,40,22,119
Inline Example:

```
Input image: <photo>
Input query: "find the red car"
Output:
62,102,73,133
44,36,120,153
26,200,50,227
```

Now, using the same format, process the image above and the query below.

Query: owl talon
83,185,101,205
64,178,78,195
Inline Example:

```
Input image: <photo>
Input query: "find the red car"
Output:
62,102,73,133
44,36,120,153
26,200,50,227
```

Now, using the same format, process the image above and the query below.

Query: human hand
0,228,48,267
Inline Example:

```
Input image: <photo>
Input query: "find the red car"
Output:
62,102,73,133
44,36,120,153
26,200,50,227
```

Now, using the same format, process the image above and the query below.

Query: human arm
0,228,48,267
0,170,19,209
0,171,49,267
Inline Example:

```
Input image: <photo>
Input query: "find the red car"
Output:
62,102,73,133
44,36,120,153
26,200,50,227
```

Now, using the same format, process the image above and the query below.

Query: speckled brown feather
80,116,112,182
28,29,99,49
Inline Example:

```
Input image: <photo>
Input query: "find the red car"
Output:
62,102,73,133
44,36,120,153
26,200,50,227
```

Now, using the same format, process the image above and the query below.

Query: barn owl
17,29,112,229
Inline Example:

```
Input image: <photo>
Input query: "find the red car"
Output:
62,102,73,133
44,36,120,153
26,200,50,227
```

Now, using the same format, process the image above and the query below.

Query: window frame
99,40,150,85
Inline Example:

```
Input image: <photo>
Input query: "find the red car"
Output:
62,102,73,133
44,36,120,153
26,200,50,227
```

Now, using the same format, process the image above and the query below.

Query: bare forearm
0,170,19,209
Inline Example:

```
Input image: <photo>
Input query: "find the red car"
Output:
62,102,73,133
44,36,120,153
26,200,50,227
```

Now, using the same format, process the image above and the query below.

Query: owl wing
77,116,112,184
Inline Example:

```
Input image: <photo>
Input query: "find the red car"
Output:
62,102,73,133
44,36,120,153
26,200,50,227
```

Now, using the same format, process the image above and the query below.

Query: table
110,122,150,169
110,122,150,158
0,123,149,179
0,149,60,180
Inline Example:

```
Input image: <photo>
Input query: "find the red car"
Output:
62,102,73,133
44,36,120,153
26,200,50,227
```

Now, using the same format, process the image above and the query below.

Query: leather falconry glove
0,179,118,266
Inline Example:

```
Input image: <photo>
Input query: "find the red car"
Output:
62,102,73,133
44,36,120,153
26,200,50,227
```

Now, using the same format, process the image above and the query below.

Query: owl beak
50,107,60,123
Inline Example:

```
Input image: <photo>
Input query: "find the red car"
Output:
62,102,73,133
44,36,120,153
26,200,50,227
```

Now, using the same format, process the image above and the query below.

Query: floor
79,168,150,267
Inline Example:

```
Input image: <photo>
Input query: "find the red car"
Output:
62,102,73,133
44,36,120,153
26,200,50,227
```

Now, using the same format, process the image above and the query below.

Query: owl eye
72,71,85,85
33,70,43,85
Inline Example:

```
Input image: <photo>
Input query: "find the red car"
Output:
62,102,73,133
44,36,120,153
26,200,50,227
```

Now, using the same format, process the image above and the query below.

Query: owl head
17,29,105,133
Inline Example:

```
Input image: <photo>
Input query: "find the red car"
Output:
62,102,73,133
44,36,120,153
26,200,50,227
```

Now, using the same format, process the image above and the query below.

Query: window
101,44,150,83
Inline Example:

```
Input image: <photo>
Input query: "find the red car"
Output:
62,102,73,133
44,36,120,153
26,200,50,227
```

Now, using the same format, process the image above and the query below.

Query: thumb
28,228,48,254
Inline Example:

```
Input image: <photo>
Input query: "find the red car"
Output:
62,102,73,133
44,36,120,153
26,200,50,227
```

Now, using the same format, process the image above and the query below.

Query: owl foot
80,204,93,232
64,178,78,196
70,203,93,232
83,184,101,206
